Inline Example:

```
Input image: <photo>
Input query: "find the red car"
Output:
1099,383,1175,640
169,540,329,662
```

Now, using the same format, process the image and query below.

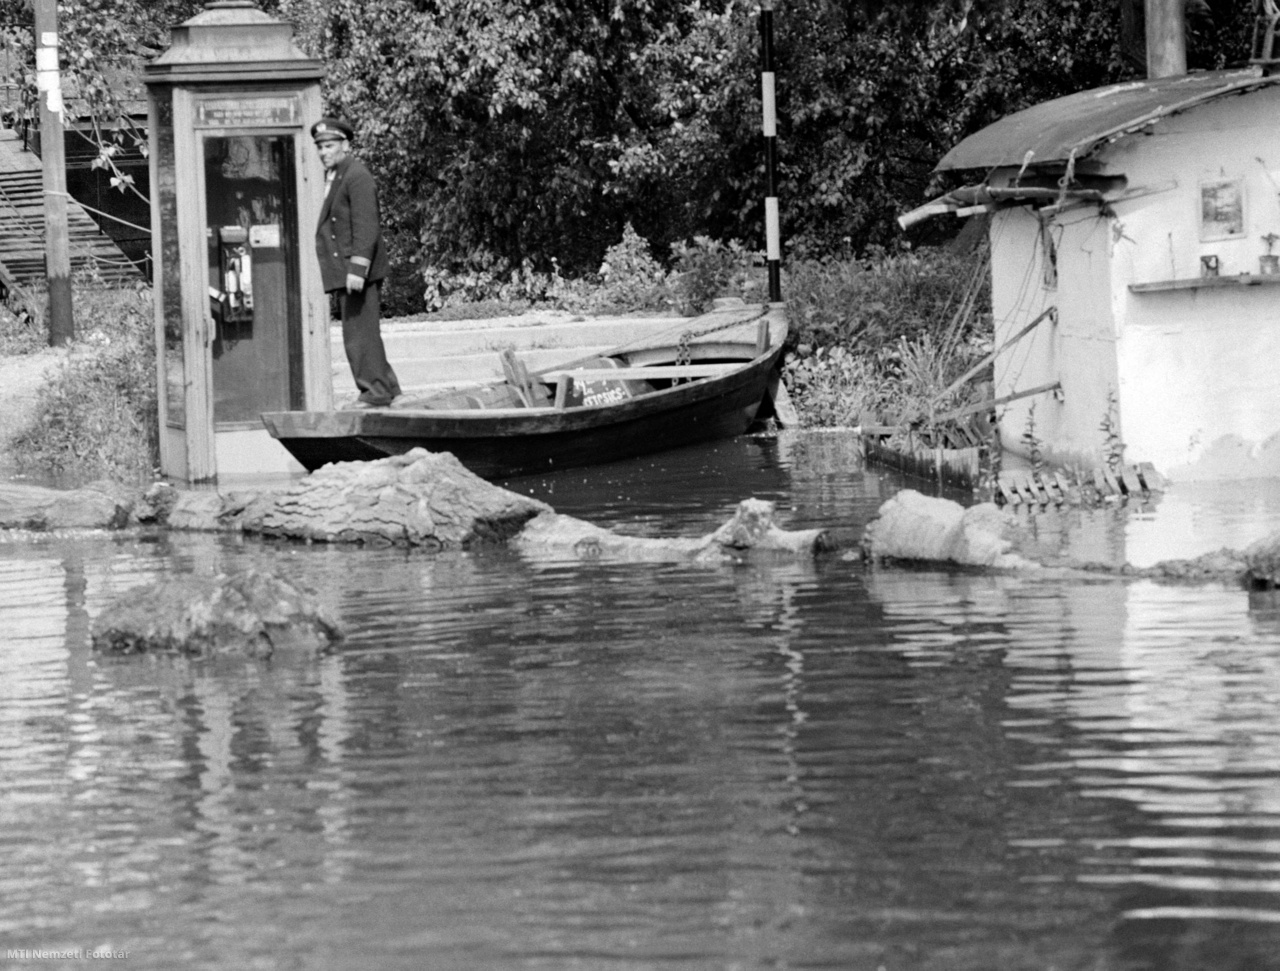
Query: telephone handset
214,225,254,344
218,226,253,317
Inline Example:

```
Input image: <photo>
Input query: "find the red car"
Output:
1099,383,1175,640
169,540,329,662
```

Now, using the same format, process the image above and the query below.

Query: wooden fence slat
991,462,1170,511
1032,474,1052,505
997,472,1019,504
1054,472,1072,499
1010,470,1035,504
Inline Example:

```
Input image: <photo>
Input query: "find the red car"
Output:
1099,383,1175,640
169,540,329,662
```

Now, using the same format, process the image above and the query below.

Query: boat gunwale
393,343,768,419
262,337,785,440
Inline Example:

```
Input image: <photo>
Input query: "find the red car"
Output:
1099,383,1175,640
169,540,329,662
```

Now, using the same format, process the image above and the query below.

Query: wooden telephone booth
144,0,331,482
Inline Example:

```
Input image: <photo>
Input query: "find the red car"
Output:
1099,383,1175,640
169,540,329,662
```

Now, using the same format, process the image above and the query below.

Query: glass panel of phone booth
203,134,304,424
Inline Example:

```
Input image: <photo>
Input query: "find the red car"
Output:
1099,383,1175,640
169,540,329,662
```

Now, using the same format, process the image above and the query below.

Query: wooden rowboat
262,303,788,480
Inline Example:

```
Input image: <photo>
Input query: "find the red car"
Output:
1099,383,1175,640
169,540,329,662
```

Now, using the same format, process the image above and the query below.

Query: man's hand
346,273,365,293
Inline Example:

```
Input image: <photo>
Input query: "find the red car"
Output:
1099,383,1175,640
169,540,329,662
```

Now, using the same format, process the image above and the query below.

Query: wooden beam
500,349,540,407
541,364,735,381
1145,0,1186,79
553,374,572,409
934,306,1056,404
934,381,1062,423
898,202,955,230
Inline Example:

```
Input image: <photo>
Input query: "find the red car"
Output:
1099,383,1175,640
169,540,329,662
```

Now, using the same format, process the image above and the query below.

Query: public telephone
202,131,300,422
215,225,254,342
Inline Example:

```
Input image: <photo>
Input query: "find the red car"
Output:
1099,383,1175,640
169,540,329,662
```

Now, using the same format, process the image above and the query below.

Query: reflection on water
3,431,1280,969
1122,478,1280,569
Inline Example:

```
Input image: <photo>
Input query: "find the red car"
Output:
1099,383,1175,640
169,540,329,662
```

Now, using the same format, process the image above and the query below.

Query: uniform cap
311,117,354,143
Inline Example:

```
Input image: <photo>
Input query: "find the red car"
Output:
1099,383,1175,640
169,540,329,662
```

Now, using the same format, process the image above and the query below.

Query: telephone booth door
201,131,305,425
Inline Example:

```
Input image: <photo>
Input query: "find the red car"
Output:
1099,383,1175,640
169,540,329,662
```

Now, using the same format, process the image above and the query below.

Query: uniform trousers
338,281,401,405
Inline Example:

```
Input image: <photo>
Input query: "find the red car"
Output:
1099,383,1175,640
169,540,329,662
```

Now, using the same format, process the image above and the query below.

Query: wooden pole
760,0,781,303
33,0,73,345
932,306,1057,404
1145,0,1187,78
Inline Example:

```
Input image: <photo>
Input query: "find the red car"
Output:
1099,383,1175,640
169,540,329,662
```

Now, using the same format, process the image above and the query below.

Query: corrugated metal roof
936,68,1280,172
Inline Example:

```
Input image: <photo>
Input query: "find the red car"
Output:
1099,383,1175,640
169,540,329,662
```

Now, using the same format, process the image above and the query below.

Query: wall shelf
1130,273,1280,293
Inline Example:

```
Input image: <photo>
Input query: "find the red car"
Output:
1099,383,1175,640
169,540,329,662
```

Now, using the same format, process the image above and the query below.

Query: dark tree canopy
299,0,1257,286
1,0,1263,303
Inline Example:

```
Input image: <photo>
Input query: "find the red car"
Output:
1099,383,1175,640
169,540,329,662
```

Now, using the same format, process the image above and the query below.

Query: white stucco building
917,69,1280,481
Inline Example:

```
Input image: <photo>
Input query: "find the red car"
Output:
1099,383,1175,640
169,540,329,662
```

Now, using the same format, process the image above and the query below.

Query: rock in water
1244,532,1280,588
238,448,551,547
514,511,708,560
514,498,830,560
0,481,134,530
861,489,1039,569
91,568,343,659
707,497,829,554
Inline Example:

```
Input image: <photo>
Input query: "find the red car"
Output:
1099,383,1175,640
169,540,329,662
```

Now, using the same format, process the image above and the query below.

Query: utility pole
760,0,781,303
33,0,73,345
1145,0,1187,78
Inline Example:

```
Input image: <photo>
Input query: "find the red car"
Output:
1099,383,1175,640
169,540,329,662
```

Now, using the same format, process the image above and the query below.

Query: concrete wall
1107,87,1280,479
991,85,1280,480
989,206,1119,471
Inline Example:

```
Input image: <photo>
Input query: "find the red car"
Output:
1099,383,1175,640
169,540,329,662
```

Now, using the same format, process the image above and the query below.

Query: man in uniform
312,117,401,409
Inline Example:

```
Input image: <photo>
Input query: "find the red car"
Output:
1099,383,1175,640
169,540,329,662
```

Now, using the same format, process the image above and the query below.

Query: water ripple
3,444,1280,966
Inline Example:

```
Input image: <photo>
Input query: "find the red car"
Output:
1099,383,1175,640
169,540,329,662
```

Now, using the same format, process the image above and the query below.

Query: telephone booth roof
143,0,322,86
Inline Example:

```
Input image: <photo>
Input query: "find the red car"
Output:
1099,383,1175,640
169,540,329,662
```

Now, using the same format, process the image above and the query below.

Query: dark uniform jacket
315,155,390,293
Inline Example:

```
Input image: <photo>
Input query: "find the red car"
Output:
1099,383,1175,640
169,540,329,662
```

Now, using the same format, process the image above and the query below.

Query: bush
785,246,988,351
780,244,993,430
594,223,670,312
382,227,432,318
668,236,758,315
415,223,677,318
414,228,777,320
11,283,158,486
782,345,889,428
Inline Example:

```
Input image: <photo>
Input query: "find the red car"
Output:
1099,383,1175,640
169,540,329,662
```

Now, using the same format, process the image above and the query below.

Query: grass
786,246,989,351
7,281,158,487
0,284,51,356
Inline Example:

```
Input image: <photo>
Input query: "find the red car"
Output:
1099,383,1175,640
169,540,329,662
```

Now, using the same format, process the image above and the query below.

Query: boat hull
262,339,785,480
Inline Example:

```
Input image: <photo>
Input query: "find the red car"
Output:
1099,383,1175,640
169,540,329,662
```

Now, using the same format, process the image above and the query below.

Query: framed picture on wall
1199,178,1245,241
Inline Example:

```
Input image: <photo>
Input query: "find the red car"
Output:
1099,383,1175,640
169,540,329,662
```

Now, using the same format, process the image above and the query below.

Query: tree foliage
772,0,1134,255
299,0,1257,292
0,0,1263,307
284,0,754,284
3,1,259,191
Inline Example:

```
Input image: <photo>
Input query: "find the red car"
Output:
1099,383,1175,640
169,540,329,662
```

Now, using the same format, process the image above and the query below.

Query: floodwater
5,431,1280,970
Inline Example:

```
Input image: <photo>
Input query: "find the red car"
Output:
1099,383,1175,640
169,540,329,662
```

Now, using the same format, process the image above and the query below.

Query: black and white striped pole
760,0,781,303
34,0,73,344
